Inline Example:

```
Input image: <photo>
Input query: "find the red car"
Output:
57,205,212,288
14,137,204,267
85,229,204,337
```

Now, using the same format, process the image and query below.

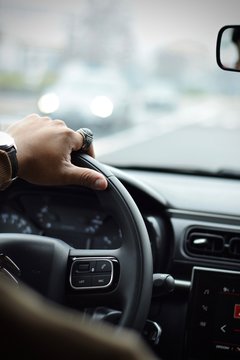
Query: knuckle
53,119,66,126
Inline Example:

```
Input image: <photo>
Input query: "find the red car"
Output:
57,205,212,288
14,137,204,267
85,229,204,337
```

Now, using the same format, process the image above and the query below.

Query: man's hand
6,114,108,190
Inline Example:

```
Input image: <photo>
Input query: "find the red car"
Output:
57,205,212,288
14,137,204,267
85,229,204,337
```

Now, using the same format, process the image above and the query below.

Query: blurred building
0,0,133,91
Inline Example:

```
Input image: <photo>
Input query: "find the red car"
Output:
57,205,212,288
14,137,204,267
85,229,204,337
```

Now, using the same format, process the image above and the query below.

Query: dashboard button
72,261,90,274
96,260,111,272
92,274,111,287
78,262,90,272
72,275,91,287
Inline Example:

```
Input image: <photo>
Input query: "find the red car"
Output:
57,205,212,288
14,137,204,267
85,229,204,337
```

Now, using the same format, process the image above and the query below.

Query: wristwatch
0,132,18,190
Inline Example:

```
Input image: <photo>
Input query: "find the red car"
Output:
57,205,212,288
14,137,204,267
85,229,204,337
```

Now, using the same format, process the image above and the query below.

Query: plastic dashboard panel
0,165,240,360
109,167,240,360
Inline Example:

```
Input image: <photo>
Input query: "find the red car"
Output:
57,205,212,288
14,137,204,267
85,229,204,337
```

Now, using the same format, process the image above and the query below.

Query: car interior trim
69,257,114,290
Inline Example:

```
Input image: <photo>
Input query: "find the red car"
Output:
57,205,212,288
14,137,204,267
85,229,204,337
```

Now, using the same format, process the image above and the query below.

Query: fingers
8,113,103,189
86,143,95,157
21,115,95,157
75,128,95,157
63,164,108,190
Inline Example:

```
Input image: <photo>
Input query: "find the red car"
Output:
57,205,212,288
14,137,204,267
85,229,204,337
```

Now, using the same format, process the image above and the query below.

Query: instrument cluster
0,190,122,250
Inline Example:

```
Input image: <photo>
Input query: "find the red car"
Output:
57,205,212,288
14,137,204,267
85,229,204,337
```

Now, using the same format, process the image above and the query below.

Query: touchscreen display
185,267,240,359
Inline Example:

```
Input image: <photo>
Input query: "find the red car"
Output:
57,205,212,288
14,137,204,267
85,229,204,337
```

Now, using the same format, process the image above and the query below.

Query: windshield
1,0,240,174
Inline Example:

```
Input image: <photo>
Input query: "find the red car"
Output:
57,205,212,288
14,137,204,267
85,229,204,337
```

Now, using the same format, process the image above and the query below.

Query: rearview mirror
216,25,240,72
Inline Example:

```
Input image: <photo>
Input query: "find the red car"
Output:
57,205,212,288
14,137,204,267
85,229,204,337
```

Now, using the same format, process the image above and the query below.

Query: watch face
0,132,16,150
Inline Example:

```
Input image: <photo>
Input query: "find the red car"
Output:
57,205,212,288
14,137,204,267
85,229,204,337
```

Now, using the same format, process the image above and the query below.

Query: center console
185,267,240,359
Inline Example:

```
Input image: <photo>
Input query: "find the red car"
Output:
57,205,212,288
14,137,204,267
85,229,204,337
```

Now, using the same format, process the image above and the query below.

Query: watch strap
0,149,12,190
7,145,18,179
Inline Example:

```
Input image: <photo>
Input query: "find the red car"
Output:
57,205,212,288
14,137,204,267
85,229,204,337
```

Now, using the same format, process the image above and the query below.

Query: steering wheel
0,153,153,332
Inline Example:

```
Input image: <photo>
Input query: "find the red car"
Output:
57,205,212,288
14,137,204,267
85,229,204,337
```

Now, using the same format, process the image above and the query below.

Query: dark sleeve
0,277,159,360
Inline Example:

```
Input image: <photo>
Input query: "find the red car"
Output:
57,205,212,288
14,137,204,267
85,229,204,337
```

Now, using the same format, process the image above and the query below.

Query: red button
234,304,240,319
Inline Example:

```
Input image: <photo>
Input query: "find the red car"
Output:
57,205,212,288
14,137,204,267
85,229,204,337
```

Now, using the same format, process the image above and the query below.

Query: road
95,96,240,173
0,93,239,173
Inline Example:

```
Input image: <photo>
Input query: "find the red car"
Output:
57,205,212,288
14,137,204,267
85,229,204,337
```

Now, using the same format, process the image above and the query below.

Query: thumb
63,164,108,190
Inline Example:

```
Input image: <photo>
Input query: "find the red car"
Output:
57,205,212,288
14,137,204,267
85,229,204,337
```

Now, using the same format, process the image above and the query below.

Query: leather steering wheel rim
0,153,153,332
71,153,153,330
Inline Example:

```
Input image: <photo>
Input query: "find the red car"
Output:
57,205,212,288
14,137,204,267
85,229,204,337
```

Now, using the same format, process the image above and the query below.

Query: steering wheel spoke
0,153,153,332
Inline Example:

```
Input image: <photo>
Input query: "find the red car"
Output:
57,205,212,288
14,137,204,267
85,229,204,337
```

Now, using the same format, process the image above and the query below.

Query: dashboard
0,185,122,250
1,168,240,360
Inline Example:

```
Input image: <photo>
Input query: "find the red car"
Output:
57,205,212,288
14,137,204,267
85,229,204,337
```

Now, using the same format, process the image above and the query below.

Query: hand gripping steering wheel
0,153,153,332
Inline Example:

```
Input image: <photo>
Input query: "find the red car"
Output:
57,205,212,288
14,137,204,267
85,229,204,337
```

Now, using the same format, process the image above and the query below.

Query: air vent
187,232,224,254
185,227,240,261
229,237,240,256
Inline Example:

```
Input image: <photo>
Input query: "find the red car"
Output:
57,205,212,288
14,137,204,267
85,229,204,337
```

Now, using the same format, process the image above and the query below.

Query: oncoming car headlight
90,96,114,118
38,93,60,114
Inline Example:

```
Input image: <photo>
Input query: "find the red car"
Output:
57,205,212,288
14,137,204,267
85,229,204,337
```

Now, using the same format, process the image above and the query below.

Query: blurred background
1,0,240,171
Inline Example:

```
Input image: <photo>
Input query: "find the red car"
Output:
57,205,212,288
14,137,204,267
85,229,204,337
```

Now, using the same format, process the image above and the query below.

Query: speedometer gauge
0,210,40,234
